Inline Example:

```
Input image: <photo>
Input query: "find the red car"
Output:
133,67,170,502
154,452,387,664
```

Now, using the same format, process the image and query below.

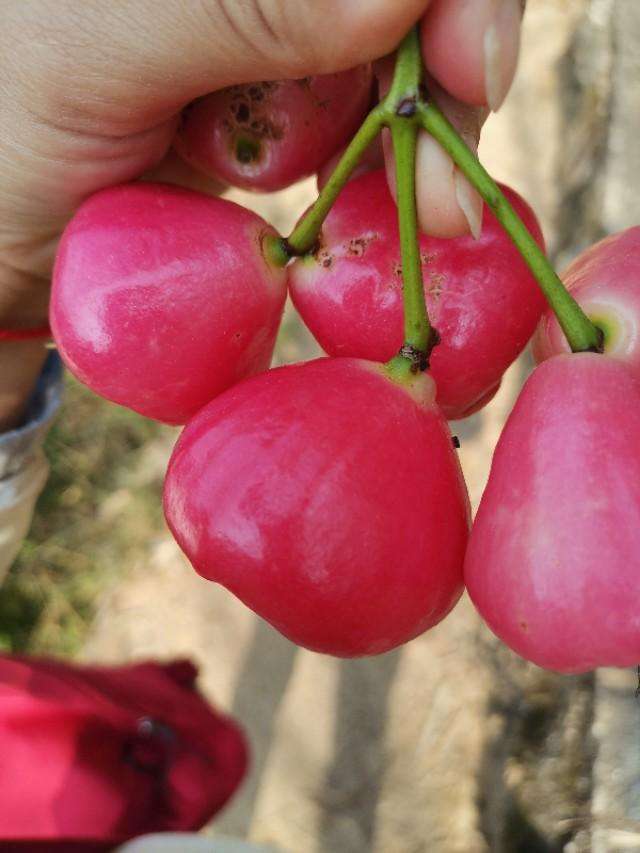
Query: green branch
385,118,435,379
417,101,603,354
285,107,386,256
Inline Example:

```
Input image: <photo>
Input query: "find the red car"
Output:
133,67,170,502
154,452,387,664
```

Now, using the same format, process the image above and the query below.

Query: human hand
0,0,523,426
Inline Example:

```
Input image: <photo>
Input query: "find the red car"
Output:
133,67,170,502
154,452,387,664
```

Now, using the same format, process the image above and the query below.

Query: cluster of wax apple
50,62,640,674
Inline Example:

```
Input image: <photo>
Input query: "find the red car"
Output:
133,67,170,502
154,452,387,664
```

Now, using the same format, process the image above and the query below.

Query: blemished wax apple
534,226,640,375
50,183,287,425
164,357,470,657
288,170,546,420
175,68,373,192
465,353,640,673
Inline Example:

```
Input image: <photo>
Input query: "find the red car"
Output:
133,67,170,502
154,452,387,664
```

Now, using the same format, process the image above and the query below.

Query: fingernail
415,133,470,239
454,171,483,239
484,0,523,112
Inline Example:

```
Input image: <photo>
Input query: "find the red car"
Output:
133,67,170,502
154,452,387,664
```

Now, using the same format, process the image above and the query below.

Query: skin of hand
0,0,523,430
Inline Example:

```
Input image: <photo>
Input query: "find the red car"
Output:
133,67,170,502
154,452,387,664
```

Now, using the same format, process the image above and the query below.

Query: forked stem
281,24,602,366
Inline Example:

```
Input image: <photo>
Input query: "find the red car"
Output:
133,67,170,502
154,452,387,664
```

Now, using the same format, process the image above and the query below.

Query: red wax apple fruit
288,170,546,420
465,353,640,673
534,226,640,374
50,183,287,424
175,68,373,192
164,358,470,657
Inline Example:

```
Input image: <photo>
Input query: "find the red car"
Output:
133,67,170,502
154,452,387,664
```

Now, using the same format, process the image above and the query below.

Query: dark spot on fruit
235,136,262,164
234,102,251,124
452,436,461,449
421,252,437,265
519,620,529,632
234,332,242,340
393,262,402,277
347,237,368,257
248,86,264,101
317,249,333,269
229,114,284,142
427,273,446,301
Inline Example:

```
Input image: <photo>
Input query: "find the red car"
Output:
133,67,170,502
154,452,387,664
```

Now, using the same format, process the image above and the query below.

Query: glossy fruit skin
51,183,287,425
533,227,640,373
175,68,373,192
465,353,640,673
288,170,546,420
164,358,470,657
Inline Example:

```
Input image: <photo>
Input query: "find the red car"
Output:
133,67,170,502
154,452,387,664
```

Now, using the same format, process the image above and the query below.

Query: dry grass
0,376,173,654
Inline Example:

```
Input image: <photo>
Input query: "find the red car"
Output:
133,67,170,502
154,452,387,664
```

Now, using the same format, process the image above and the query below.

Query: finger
421,0,524,111
5,0,434,136
2,0,433,238
142,148,226,196
414,87,487,239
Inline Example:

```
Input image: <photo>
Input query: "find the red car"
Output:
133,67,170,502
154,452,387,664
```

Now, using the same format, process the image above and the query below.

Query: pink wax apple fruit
50,183,287,425
288,170,546,420
175,67,373,192
164,357,470,657
534,226,640,373
465,352,640,673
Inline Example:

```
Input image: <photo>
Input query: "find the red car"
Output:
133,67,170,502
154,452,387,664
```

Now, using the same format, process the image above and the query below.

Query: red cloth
0,325,51,341
0,656,248,850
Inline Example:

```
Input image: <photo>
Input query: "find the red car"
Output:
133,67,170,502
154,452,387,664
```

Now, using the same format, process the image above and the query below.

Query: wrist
0,260,50,329
0,247,54,430
0,340,50,432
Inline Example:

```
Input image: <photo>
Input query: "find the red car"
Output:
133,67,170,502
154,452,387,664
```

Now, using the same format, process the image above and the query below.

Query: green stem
417,101,603,353
286,106,386,256
383,27,436,378
384,27,423,111
389,118,433,370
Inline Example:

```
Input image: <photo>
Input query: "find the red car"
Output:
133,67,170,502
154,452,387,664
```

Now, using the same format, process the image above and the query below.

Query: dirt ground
71,2,640,851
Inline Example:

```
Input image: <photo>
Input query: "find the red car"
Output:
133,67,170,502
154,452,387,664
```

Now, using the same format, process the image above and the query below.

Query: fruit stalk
387,119,434,374
287,27,437,375
286,29,425,261
285,25,602,358
417,102,603,354
385,28,436,374
285,107,386,256
383,26,423,110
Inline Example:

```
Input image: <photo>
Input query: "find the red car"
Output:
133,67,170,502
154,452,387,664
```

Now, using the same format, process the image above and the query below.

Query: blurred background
3,1,640,850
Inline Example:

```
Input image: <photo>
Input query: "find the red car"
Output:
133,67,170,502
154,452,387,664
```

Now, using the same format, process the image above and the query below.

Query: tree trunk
478,2,640,850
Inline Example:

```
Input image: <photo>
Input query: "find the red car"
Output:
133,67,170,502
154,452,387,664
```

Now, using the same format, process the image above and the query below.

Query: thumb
9,0,433,131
